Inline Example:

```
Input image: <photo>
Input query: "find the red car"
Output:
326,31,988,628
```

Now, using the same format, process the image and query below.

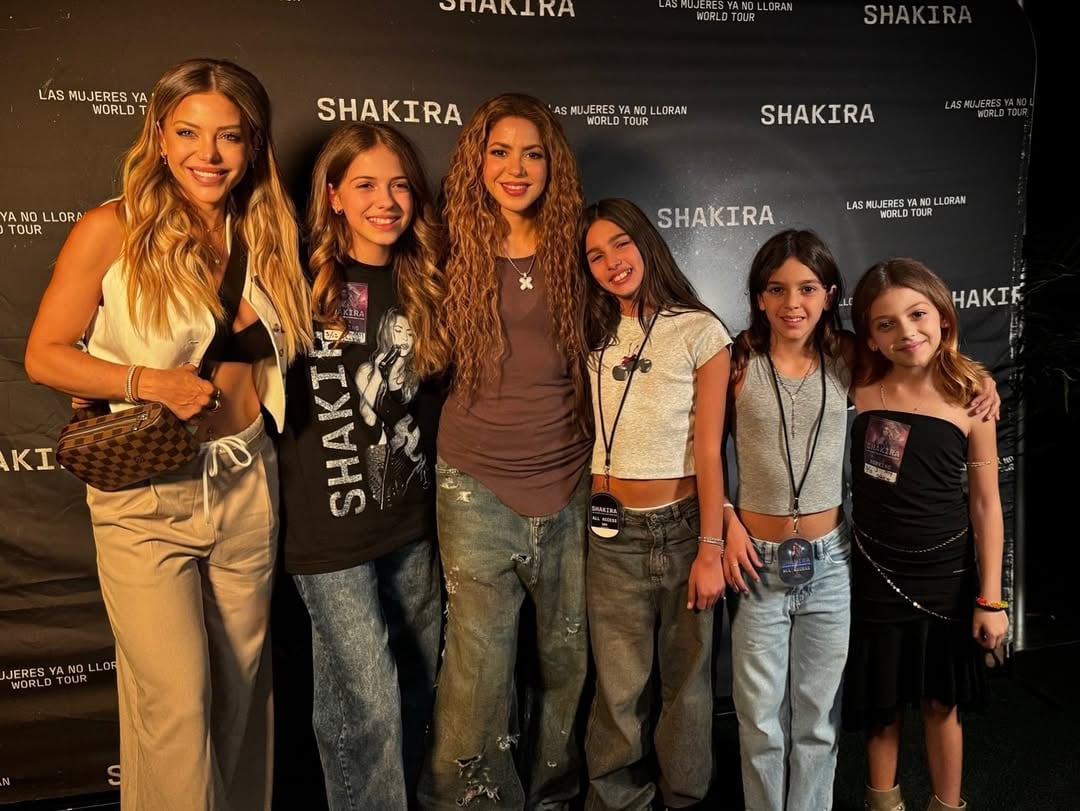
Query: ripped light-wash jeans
729,521,852,811
418,459,589,810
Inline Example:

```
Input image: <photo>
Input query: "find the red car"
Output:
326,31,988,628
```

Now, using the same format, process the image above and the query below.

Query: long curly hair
732,228,845,375
851,257,985,405
442,93,587,413
579,198,720,353
307,122,449,378
118,57,312,361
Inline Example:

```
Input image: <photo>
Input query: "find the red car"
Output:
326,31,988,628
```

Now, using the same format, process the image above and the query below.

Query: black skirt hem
842,615,989,732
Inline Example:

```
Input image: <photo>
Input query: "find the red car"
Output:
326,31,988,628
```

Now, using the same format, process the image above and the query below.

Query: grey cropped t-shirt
733,351,850,515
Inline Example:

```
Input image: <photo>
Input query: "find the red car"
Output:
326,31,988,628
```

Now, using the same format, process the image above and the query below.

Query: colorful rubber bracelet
975,596,1008,611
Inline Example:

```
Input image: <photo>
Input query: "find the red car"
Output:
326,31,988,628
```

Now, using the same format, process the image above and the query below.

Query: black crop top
221,319,274,363
204,241,275,366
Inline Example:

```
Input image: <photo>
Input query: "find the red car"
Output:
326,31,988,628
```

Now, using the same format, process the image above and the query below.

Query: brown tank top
438,256,591,516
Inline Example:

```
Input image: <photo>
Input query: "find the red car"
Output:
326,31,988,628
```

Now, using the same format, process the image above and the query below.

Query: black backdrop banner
0,0,1034,803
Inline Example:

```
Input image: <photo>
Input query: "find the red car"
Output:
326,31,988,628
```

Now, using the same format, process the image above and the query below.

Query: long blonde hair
306,123,449,378
852,257,986,405
119,57,311,361
442,93,587,414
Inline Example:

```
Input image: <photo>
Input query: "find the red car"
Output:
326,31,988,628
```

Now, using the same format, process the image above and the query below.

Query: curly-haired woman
419,93,592,810
24,58,312,810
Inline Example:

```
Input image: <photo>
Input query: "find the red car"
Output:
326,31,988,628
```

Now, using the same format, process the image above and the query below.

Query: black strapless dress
843,411,989,731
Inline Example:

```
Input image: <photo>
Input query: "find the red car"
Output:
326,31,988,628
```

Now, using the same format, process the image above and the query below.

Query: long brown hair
733,228,844,376
579,198,720,353
119,57,311,360
306,123,449,378
851,257,985,405
442,93,587,414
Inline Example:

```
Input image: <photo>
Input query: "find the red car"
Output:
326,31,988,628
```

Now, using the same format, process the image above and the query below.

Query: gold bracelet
130,365,146,404
966,460,997,468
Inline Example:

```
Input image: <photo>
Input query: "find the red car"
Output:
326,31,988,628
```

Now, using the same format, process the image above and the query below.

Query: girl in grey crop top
721,231,999,811
732,351,850,516
722,229,855,811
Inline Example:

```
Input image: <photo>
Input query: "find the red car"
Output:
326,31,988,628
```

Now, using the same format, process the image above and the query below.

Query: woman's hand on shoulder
973,607,1009,650
139,364,216,421
687,543,725,611
722,515,761,594
968,374,1001,422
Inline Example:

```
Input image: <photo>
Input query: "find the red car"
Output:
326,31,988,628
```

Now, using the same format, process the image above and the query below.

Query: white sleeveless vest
84,226,288,431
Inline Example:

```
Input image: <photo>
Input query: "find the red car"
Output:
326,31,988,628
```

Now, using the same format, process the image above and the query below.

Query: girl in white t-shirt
579,197,731,810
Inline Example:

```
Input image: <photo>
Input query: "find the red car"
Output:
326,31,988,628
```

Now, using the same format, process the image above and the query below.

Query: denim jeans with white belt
585,494,714,811
728,520,852,811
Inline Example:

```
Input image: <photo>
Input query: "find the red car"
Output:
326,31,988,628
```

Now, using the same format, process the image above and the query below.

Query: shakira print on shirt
354,306,429,509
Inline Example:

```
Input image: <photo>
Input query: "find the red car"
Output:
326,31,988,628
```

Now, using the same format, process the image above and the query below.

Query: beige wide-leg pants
87,415,277,811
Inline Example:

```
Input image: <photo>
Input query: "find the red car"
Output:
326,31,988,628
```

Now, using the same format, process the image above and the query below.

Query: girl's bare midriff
736,504,843,543
591,473,697,509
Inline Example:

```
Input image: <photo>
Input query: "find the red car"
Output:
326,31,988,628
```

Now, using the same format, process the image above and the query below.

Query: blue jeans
294,538,441,811
419,460,589,810
729,521,852,811
584,496,714,811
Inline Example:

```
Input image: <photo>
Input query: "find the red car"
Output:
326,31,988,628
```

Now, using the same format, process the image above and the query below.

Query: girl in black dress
846,259,1008,811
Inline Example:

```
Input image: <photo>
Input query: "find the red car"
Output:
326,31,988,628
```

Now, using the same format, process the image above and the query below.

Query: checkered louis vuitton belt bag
54,243,248,491
56,401,200,491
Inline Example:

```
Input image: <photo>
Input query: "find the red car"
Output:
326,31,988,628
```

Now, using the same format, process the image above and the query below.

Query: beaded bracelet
975,596,1008,612
699,536,726,555
123,364,140,404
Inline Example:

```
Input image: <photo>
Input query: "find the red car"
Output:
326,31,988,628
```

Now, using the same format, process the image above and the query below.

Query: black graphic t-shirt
280,258,441,575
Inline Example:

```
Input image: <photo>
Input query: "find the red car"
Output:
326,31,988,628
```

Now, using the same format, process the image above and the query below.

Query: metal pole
1013,390,1026,652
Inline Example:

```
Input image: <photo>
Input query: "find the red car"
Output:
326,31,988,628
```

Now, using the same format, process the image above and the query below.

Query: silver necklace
770,354,816,438
506,254,536,291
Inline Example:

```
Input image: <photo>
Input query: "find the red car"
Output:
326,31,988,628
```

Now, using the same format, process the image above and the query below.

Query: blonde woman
24,58,311,811
420,93,592,810
277,122,449,810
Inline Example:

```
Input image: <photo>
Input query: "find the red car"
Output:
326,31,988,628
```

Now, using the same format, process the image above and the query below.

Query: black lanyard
597,310,660,491
766,351,826,535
